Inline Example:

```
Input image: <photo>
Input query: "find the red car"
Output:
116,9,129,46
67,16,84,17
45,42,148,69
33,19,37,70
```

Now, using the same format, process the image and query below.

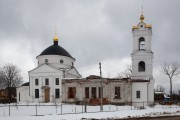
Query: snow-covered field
0,103,180,120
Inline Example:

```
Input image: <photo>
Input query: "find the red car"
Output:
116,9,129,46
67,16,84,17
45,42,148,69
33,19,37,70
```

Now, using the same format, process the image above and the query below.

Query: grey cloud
0,0,180,91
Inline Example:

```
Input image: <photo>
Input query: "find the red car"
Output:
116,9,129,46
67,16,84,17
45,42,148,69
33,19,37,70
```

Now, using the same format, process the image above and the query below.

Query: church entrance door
44,88,50,102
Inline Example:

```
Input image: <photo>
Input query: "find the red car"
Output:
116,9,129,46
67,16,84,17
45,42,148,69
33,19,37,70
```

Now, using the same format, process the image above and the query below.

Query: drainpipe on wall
131,80,132,106
63,70,65,78
124,82,126,104
147,79,150,105
29,77,30,96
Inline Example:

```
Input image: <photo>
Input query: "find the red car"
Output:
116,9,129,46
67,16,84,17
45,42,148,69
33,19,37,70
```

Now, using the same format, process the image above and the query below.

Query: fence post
61,104,62,115
9,104,10,116
36,104,37,116
153,101,155,109
56,105,57,114
85,102,87,113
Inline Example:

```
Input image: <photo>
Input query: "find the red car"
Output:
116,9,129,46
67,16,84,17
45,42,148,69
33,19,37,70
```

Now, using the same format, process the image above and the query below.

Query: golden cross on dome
53,26,59,41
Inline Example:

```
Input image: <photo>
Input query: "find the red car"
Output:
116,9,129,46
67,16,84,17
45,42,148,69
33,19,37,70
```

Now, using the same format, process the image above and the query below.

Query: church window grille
136,91,140,98
55,89,60,98
91,87,97,98
35,89,39,98
60,59,64,63
85,87,89,98
68,87,76,99
138,61,145,72
139,37,145,50
99,87,103,99
55,78,59,85
114,87,121,99
35,79,39,86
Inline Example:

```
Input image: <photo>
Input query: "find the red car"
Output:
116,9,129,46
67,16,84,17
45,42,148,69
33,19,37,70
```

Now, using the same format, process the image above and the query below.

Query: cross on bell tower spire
140,6,145,22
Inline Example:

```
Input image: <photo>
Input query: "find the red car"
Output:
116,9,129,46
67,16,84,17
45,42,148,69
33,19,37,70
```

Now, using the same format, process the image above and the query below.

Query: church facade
17,14,154,106
17,35,81,103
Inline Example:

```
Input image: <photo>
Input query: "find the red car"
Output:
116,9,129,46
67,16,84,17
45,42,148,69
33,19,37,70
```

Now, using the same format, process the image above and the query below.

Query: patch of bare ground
116,115,180,120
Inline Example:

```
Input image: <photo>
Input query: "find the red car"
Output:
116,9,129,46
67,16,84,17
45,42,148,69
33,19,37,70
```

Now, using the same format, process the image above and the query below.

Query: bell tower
131,11,155,104
131,13,153,80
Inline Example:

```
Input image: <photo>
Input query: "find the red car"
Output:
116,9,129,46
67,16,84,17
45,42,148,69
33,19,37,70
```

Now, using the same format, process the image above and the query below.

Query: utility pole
99,62,103,111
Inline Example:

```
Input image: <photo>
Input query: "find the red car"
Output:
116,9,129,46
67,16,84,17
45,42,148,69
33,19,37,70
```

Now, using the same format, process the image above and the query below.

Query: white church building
17,13,155,106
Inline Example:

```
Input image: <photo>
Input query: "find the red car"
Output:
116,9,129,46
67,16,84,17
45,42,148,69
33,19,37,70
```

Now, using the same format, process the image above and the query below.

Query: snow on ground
0,103,180,120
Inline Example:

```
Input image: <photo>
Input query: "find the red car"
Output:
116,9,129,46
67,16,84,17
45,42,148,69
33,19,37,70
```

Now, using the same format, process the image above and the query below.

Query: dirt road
117,115,180,120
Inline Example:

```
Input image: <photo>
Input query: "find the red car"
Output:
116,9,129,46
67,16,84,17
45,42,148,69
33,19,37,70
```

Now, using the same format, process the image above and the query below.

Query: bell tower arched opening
138,61,145,72
139,37,145,50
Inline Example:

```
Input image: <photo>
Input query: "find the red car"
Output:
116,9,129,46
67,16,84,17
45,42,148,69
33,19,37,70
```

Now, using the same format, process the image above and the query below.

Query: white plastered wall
16,86,30,103
132,82,148,106
37,55,75,68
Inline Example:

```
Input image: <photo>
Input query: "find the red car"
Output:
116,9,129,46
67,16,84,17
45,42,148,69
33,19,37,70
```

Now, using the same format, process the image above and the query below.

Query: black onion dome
39,41,73,58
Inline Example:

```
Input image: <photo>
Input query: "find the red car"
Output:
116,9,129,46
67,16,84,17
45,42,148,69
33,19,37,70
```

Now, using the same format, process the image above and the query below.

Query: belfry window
138,61,145,72
139,37,145,50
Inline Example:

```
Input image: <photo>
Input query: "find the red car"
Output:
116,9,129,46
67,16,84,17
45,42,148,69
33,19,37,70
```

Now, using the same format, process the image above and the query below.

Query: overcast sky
0,0,180,92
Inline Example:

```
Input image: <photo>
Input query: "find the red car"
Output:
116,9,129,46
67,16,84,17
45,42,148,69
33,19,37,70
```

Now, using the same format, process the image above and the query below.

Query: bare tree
117,64,132,79
0,64,23,103
161,62,180,101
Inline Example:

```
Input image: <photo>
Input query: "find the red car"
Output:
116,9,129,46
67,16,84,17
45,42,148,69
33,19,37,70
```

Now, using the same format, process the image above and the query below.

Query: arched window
138,61,145,72
139,37,145,50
